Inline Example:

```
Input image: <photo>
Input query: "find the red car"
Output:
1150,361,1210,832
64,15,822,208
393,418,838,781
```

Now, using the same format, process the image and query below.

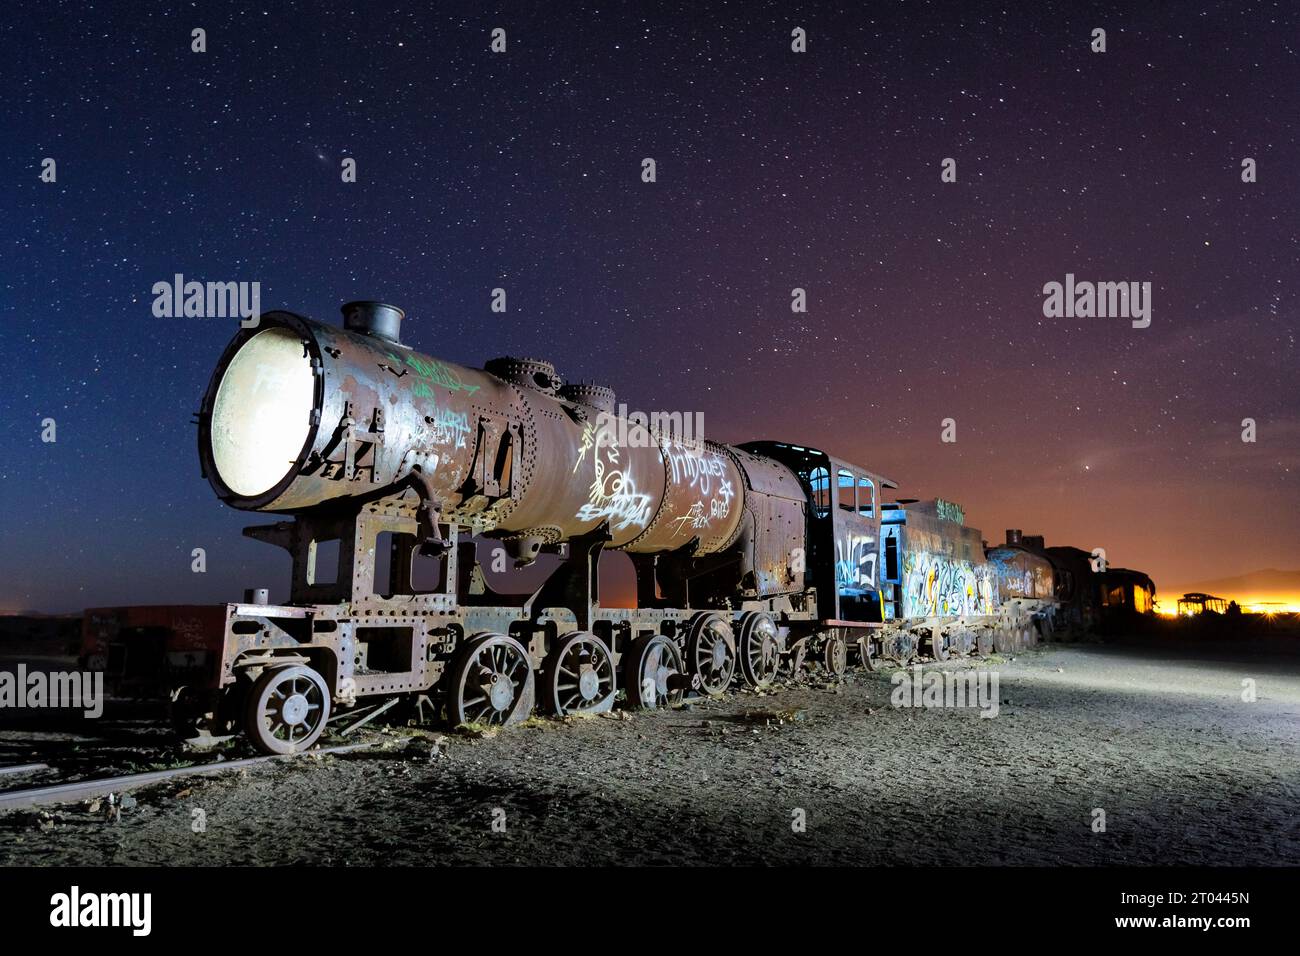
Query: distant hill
1165,569,1300,607
0,611,81,620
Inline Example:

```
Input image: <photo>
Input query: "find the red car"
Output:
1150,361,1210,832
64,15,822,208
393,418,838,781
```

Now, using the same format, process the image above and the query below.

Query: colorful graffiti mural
901,550,995,618
986,551,1054,600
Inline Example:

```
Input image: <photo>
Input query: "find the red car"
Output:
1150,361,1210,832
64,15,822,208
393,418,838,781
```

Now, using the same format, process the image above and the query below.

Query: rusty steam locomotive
179,301,1152,754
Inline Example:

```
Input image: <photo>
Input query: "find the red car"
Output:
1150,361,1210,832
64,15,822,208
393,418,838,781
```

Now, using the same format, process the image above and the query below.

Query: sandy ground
2,639,1298,866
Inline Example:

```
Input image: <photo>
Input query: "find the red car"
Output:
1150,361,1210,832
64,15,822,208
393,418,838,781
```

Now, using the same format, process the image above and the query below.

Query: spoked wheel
992,625,1015,655
625,634,687,709
245,664,331,755
686,612,736,696
447,633,535,727
853,636,876,672
737,611,781,689
926,628,949,662
821,630,848,679
542,631,616,716
784,638,809,681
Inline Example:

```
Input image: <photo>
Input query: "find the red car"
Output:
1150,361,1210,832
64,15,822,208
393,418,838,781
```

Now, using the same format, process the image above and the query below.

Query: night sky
3,1,1297,613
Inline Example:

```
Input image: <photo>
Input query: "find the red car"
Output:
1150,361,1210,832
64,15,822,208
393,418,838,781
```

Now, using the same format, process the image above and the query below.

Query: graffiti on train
836,533,878,590
902,550,996,617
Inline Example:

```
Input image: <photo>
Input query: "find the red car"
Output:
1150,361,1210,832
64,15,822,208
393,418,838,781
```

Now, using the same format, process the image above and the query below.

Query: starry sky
3,0,1297,613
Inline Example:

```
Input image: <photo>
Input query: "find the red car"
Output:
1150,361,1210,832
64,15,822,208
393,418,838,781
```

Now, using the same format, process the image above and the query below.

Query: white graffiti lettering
836,534,877,589
426,406,470,449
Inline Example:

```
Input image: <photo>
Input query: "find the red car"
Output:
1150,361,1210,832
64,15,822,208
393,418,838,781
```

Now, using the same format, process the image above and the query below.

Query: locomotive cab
738,442,897,626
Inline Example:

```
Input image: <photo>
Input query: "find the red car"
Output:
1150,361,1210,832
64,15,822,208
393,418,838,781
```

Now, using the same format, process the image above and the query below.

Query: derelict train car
186,301,1143,753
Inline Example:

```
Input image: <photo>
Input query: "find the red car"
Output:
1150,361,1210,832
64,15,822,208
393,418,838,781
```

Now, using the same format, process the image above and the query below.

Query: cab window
809,467,830,518
857,476,875,517
837,470,856,513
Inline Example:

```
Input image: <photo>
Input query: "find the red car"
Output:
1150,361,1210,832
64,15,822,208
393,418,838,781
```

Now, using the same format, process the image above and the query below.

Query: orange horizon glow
1156,597,1300,617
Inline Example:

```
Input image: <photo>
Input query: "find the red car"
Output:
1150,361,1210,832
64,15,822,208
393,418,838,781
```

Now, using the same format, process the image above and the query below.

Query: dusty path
2,641,1298,866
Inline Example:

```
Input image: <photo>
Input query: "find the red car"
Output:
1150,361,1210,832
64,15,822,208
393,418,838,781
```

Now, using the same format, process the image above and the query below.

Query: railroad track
0,743,373,813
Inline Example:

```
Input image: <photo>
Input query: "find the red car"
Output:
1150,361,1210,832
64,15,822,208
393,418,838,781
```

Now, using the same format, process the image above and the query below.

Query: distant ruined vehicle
92,301,1153,753
1176,592,1230,616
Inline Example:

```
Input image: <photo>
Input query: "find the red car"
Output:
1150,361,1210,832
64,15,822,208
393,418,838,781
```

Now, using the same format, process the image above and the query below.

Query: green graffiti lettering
387,352,480,395
405,354,479,394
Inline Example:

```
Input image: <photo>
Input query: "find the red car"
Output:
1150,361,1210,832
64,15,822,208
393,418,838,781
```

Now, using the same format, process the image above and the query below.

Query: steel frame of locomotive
189,450,847,754
185,302,1126,755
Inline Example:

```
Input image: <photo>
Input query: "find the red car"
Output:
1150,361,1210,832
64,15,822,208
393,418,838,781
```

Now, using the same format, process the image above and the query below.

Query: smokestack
1006,529,1022,546
342,301,404,345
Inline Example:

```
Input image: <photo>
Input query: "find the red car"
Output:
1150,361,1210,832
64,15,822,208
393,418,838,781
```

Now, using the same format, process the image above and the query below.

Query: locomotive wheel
737,611,781,689
244,664,331,756
624,634,686,710
686,612,736,696
447,633,535,728
926,629,949,662
879,634,898,664
784,638,809,681
1006,625,1019,653
542,631,615,716
903,633,920,662
821,630,848,679
992,625,1014,655
884,632,917,664
853,636,876,672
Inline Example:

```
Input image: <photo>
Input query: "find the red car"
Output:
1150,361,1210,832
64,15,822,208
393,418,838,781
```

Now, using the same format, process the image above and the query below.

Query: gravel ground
2,640,1298,866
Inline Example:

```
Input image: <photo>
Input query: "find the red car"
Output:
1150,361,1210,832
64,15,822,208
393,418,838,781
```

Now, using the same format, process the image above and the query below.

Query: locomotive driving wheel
686,612,737,696
244,664,331,755
447,633,535,727
926,628,949,662
784,638,809,681
821,630,848,679
542,631,615,716
737,611,781,689
624,634,686,709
